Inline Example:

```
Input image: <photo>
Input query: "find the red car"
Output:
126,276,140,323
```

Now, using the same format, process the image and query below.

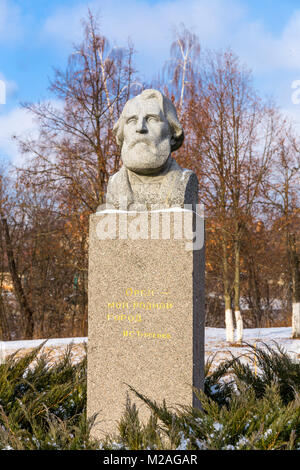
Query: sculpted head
113,89,184,175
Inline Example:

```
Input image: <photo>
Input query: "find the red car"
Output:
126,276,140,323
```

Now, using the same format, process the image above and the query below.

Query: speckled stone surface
87,210,205,438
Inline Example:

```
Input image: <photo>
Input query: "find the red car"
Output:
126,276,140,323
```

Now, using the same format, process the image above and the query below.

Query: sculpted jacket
104,157,198,210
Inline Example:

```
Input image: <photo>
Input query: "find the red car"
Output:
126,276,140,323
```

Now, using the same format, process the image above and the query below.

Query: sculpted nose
136,117,147,134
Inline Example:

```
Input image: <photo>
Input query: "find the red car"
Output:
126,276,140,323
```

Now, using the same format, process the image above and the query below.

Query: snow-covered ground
0,327,299,364
205,326,300,365
0,336,87,351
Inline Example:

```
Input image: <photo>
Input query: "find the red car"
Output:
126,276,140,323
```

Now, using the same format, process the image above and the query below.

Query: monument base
87,209,205,438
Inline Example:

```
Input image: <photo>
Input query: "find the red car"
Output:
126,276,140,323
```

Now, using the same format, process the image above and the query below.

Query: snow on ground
0,336,87,351
206,326,300,355
0,327,299,365
0,337,87,365
205,327,300,367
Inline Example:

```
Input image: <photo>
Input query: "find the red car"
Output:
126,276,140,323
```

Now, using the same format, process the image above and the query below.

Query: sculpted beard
121,135,171,174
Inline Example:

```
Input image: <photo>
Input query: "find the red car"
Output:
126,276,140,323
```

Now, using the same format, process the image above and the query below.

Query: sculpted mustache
128,138,152,149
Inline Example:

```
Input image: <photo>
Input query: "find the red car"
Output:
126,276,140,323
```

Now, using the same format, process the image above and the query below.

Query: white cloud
40,0,246,77
0,106,38,166
0,99,65,167
42,0,245,44
42,2,87,45
280,11,300,69
5,0,300,141
230,10,300,74
40,1,300,78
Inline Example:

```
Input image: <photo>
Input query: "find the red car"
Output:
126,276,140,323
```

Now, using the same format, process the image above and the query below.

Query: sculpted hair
113,89,184,152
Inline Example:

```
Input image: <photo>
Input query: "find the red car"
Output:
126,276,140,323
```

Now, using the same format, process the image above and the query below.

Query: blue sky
1,0,300,165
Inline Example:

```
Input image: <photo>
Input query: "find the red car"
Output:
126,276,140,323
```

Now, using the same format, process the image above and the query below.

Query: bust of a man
104,89,198,210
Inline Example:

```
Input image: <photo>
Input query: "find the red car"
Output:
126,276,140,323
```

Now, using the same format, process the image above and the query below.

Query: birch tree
188,50,275,343
164,23,200,112
263,120,300,338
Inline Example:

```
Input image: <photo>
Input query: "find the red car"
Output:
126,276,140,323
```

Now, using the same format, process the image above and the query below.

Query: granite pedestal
87,209,205,438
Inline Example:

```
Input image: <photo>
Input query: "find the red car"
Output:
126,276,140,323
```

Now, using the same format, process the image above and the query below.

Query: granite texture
87,210,205,438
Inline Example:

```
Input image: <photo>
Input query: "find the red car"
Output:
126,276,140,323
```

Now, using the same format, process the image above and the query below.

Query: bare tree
263,119,300,337
4,11,141,339
164,23,200,111
17,11,139,214
187,49,276,343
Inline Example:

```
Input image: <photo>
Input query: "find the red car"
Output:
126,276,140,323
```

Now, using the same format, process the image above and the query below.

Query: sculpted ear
170,130,184,152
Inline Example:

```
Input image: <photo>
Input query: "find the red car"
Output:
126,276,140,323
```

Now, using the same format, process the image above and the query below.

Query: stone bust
104,89,198,210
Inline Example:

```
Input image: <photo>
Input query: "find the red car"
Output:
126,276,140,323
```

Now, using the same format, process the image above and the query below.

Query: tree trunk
235,310,243,343
0,216,34,339
292,303,300,338
290,234,300,338
225,304,234,342
222,231,234,343
0,293,11,340
234,235,243,344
